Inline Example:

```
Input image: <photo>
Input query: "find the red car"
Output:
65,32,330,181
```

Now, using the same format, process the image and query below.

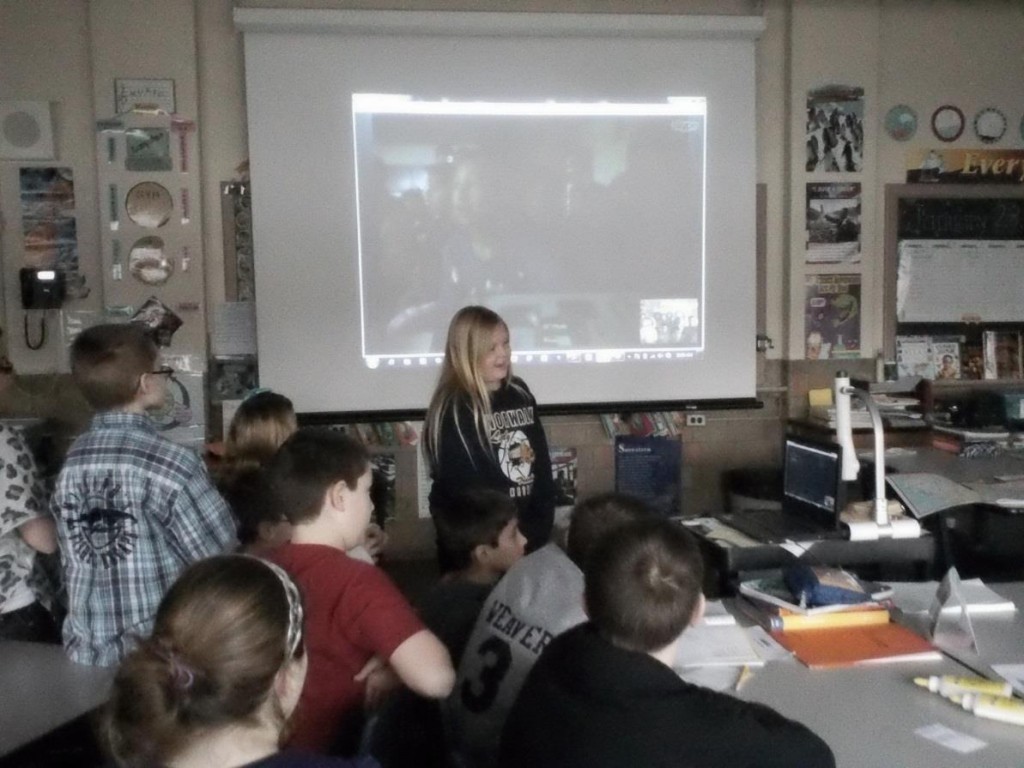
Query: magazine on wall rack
804,274,861,359
805,182,861,264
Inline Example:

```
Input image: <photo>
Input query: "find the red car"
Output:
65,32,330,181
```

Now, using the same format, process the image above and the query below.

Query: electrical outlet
685,414,706,427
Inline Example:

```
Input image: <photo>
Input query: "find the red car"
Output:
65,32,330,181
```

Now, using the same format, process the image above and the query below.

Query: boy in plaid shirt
52,324,236,665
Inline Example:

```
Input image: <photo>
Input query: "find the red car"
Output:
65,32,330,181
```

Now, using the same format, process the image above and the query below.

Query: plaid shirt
52,412,236,665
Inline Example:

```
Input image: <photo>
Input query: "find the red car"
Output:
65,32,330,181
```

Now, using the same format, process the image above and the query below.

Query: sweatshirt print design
486,405,536,497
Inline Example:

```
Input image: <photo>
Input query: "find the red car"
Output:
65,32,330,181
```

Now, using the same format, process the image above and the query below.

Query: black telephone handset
19,267,65,310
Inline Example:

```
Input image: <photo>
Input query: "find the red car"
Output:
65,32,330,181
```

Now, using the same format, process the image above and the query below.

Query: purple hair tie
155,645,196,692
169,655,195,691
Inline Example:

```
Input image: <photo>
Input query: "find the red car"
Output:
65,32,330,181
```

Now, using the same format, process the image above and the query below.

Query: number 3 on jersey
461,635,512,713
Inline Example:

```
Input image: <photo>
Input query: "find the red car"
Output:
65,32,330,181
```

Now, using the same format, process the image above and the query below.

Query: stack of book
738,572,941,669
808,403,873,429
808,395,922,429
930,424,1010,454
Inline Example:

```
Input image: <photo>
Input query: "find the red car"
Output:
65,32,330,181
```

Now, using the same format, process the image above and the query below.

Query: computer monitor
782,435,846,530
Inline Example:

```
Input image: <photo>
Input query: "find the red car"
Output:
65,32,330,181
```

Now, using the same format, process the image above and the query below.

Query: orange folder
772,622,942,669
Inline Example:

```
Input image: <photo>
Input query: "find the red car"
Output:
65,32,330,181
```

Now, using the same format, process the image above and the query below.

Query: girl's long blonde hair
222,391,297,476
423,306,517,471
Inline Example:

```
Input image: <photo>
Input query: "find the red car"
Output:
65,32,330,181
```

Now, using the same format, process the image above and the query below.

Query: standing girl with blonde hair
423,306,554,570
102,554,379,768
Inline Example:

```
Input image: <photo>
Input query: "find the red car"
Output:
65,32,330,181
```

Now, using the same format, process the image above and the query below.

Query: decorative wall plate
931,105,965,142
973,107,1007,144
128,236,174,285
125,181,172,228
884,105,917,141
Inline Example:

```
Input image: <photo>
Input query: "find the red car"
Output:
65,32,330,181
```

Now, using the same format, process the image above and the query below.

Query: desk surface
0,641,115,757
881,445,1024,484
688,516,937,593
738,582,1024,768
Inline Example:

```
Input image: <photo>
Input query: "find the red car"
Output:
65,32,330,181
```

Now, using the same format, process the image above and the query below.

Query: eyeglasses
149,366,175,377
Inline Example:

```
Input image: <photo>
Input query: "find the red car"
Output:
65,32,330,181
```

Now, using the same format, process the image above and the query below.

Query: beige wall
3,0,1024,551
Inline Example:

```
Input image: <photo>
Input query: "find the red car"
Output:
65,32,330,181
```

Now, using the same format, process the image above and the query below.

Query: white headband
251,557,304,659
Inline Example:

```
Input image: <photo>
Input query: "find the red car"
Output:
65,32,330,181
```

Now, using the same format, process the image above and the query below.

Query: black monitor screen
783,438,841,514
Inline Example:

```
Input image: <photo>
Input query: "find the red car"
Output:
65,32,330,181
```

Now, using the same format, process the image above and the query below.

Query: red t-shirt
268,543,425,753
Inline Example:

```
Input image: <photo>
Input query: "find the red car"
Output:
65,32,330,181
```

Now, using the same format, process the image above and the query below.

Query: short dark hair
266,428,370,525
433,489,518,571
585,518,704,653
565,492,654,570
221,468,281,545
70,324,158,409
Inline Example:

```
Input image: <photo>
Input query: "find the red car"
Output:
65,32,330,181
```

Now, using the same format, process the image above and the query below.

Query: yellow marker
735,665,755,692
914,675,1014,698
950,693,1024,727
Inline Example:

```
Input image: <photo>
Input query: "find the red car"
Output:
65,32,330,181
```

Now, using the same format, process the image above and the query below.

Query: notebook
720,436,848,544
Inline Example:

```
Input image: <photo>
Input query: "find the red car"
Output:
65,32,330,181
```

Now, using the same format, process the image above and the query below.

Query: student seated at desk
499,518,836,768
447,492,653,768
218,390,386,563
102,554,379,768
265,429,455,756
366,489,526,768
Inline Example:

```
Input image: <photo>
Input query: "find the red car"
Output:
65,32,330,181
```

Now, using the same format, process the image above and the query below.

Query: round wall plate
973,107,1007,144
884,105,917,141
125,181,173,228
128,236,174,285
931,105,965,142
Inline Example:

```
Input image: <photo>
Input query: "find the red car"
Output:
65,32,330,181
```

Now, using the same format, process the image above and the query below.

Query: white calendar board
897,240,1024,323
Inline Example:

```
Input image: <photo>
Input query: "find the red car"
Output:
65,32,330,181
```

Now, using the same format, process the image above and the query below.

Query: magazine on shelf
983,330,1023,379
896,335,932,379
931,338,962,380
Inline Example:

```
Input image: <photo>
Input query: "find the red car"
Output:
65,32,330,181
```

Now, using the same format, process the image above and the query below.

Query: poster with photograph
805,274,861,359
806,85,864,173
19,167,87,296
806,182,861,263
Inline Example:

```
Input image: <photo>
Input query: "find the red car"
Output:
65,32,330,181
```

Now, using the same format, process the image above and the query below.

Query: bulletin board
883,185,1024,357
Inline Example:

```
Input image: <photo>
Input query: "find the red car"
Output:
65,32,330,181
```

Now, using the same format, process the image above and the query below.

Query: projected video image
640,298,700,347
352,95,706,366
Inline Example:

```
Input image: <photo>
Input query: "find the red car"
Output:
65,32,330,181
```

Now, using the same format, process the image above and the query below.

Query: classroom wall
2,0,1023,554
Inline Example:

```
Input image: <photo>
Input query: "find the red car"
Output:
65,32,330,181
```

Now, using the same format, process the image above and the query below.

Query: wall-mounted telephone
20,267,66,310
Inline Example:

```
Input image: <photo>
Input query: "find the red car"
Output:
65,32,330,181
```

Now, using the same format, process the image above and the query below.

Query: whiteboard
897,240,1024,323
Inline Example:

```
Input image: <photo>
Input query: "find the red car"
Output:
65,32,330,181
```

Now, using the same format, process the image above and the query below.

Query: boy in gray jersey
446,492,653,768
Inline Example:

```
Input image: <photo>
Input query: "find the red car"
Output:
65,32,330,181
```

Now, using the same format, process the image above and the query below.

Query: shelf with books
917,377,1024,427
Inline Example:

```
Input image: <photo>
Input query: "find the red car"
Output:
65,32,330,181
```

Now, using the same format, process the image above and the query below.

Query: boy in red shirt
267,429,454,754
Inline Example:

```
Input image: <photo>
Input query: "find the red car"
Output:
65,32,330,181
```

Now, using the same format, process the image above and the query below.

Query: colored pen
950,693,1024,727
914,675,1013,698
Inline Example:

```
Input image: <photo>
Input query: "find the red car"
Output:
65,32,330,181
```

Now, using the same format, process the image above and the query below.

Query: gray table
737,582,1024,768
0,641,115,758
877,446,1024,579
